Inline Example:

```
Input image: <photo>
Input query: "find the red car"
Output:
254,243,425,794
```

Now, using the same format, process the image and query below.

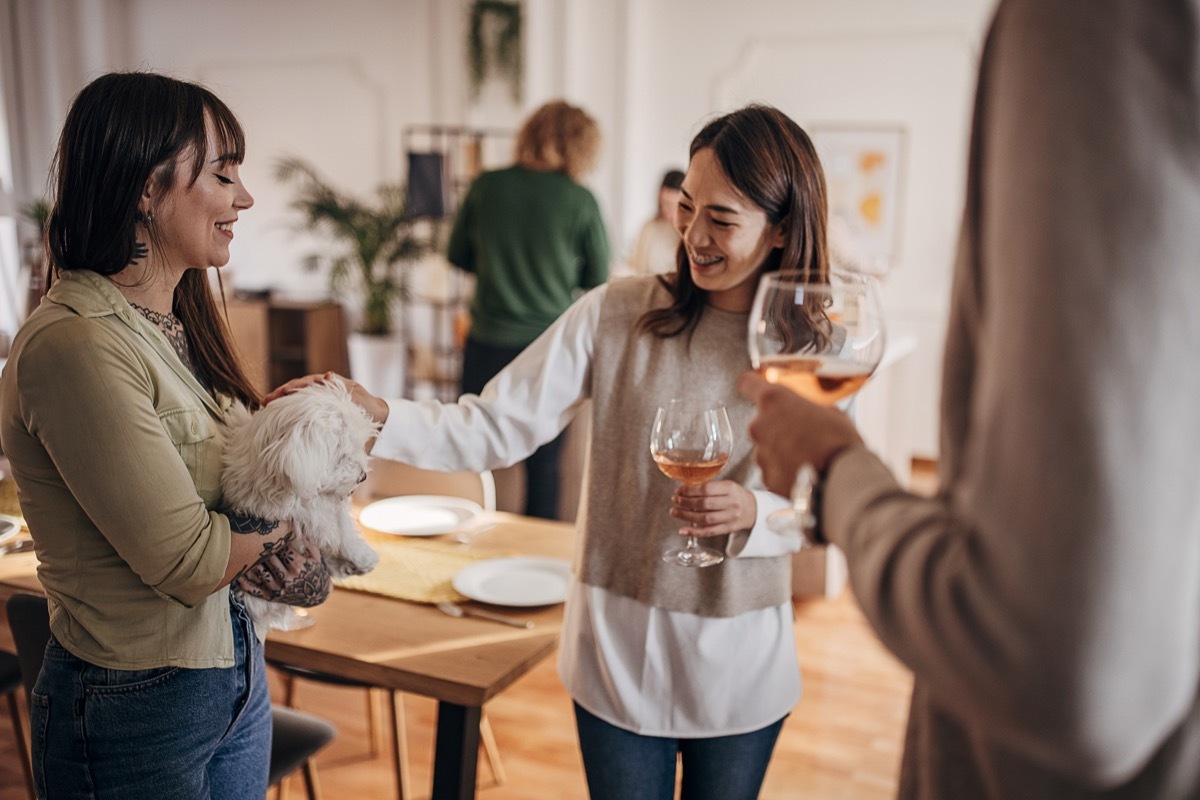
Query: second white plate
453,557,572,607
0,515,21,544
358,495,483,537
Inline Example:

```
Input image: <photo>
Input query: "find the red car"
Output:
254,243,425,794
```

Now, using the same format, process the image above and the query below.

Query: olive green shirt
0,270,235,669
447,165,610,347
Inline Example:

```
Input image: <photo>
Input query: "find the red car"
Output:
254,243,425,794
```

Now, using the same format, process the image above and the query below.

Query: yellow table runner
335,534,507,604
0,476,502,602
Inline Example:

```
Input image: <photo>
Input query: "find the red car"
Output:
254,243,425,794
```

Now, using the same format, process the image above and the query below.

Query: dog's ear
259,413,333,502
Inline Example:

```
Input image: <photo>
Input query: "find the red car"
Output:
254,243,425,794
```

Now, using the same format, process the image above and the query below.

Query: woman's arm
268,285,608,474
577,191,611,289
15,320,245,606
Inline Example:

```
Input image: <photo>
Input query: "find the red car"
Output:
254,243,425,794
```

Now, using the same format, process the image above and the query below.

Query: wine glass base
662,546,724,568
281,607,317,630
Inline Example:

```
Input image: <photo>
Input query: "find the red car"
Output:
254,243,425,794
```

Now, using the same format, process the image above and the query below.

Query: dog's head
222,378,381,516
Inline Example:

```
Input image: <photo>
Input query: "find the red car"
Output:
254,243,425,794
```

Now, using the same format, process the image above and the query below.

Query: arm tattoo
228,513,281,535
231,531,295,585
233,533,332,606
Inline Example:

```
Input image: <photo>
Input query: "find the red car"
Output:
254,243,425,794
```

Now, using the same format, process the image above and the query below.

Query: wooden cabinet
223,299,349,395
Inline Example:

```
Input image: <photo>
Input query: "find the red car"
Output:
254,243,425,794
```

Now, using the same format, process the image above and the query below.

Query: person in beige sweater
740,1,1200,797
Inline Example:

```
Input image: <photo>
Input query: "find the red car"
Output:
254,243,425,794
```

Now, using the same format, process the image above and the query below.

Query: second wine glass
650,400,733,568
748,270,886,540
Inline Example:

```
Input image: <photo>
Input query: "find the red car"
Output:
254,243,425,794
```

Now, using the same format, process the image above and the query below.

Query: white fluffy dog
221,378,381,630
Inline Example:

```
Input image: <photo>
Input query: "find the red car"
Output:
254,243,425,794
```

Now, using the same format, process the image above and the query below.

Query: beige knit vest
577,277,791,617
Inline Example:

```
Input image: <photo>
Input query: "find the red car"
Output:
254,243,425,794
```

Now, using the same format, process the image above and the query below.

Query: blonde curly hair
514,100,601,182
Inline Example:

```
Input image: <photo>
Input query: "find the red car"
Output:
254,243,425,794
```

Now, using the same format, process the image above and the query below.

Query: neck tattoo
130,303,195,374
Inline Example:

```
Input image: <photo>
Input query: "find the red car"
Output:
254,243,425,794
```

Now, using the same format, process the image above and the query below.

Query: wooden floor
0,464,935,800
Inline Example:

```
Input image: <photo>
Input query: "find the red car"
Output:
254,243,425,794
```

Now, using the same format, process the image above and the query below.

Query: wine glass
748,270,886,540
650,400,734,568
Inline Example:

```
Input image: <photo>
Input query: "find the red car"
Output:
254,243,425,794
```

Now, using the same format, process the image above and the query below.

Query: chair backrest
6,592,50,701
355,458,496,511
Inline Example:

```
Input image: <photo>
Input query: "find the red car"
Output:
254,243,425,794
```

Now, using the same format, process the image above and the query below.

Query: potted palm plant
276,157,427,395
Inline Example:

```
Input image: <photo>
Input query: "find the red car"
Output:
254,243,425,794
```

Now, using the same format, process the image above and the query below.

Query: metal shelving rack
400,125,513,401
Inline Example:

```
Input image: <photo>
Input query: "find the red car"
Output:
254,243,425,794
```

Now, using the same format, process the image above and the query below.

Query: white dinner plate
357,495,483,537
0,514,21,544
453,557,572,607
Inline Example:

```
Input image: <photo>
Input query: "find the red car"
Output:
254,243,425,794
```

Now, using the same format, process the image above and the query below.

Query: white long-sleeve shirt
373,284,801,736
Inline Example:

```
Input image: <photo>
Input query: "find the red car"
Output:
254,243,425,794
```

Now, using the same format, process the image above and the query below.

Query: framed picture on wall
811,125,907,272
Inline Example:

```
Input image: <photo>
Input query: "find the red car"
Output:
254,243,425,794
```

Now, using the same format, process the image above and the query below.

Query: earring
138,210,154,225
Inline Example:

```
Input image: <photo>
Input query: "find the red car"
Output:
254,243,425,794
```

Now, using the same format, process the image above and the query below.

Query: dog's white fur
221,378,381,630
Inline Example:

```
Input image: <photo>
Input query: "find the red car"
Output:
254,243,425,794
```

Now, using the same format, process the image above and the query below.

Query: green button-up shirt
0,270,235,669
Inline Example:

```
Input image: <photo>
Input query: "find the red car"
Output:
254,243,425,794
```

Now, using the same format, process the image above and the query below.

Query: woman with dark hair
0,71,329,798
448,99,610,520
272,103,826,798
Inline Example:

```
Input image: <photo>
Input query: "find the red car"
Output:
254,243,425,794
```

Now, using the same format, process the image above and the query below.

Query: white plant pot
347,332,407,398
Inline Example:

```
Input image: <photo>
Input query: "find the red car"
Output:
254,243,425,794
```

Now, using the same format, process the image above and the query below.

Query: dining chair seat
4,592,333,800
269,705,336,800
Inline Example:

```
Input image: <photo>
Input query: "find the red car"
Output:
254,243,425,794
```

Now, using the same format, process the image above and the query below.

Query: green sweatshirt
447,165,610,347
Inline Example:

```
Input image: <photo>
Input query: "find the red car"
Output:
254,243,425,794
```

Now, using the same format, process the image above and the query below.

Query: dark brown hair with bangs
638,104,830,338
44,71,260,406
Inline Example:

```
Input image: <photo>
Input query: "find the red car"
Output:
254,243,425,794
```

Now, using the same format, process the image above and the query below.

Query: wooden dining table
0,511,575,800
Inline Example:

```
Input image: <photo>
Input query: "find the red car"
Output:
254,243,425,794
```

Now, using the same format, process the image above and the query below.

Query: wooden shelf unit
223,298,349,396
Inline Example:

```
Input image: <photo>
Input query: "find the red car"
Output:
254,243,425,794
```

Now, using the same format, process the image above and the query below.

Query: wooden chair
4,593,334,800
271,459,504,799
354,458,496,512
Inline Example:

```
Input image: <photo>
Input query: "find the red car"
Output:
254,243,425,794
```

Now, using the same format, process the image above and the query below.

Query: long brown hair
45,71,260,407
639,104,830,338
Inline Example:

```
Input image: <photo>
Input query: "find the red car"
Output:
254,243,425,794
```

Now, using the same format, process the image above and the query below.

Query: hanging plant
468,0,522,103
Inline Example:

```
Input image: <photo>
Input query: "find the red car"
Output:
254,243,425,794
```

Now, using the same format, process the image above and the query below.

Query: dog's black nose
356,471,368,485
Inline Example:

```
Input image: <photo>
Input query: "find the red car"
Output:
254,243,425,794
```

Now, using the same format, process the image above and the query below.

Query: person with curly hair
447,99,610,519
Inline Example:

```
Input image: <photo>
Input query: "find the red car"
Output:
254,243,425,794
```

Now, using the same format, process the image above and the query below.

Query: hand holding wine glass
650,400,733,567
747,271,886,540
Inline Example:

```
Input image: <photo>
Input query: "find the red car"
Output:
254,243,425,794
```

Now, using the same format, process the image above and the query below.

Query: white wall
116,0,443,303
11,0,997,458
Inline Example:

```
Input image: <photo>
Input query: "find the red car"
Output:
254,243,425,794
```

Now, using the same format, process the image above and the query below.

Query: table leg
430,701,482,800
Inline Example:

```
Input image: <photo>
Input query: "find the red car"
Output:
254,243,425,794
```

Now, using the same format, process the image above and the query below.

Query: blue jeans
29,593,272,799
573,703,786,800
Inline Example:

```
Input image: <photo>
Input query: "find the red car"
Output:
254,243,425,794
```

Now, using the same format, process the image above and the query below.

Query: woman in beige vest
273,104,827,799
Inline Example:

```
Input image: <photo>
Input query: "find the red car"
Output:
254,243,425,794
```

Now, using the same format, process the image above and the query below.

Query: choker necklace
130,303,195,374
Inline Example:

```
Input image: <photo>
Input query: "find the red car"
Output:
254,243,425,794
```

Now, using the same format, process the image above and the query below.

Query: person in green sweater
448,99,610,519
